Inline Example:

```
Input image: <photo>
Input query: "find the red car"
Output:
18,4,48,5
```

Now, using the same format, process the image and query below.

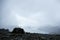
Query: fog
0,0,60,34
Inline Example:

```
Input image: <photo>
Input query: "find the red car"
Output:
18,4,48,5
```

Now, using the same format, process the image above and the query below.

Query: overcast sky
0,0,60,34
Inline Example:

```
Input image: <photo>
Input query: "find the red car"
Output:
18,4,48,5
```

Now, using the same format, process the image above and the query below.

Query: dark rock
12,27,25,34
0,29,9,34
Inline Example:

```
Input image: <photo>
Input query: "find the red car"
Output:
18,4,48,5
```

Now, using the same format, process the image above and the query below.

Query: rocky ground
0,28,60,40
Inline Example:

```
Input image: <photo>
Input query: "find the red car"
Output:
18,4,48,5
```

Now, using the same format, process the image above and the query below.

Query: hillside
0,28,60,40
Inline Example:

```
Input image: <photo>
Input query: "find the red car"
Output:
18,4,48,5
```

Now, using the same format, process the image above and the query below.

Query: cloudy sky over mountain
0,0,60,34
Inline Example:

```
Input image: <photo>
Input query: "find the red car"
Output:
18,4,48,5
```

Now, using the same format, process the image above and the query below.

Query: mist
0,0,60,34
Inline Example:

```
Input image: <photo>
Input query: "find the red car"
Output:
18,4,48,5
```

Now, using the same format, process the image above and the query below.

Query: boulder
12,27,25,34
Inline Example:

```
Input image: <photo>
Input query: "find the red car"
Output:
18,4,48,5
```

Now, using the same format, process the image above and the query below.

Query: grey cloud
0,0,60,34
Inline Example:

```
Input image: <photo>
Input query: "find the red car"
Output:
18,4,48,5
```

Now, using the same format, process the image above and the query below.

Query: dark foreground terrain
0,28,60,40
